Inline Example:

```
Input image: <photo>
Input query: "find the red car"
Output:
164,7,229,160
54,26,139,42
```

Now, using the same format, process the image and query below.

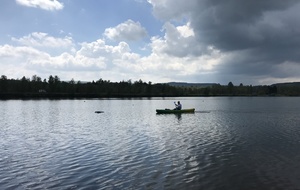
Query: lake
1,97,300,189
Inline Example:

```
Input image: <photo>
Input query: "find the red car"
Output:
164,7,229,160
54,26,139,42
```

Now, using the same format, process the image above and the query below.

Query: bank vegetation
0,75,300,99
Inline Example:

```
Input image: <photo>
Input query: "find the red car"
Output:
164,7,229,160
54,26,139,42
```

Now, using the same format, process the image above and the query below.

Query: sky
1,0,300,85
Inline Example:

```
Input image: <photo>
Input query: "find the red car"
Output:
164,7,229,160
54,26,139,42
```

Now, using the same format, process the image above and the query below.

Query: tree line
0,75,299,99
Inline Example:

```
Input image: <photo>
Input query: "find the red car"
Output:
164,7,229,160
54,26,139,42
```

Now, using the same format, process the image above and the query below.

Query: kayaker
174,101,182,110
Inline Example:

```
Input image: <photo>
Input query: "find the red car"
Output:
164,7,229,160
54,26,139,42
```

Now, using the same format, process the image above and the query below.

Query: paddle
165,102,177,110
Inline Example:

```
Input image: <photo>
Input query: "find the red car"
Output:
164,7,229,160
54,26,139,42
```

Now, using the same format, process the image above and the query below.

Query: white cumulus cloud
104,19,147,41
12,32,73,48
16,0,64,11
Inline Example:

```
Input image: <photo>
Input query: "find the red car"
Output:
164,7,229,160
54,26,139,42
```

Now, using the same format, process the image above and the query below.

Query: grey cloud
192,0,300,51
150,0,197,21
184,0,300,83
214,46,300,83
148,0,300,83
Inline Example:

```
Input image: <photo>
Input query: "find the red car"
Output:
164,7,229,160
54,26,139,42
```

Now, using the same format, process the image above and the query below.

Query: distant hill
273,82,300,87
167,82,218,88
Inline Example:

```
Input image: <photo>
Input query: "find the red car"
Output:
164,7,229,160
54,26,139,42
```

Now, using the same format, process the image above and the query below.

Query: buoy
95,111,104,113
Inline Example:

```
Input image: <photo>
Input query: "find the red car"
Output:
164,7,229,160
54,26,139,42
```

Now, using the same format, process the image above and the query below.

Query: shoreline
0,93,297,100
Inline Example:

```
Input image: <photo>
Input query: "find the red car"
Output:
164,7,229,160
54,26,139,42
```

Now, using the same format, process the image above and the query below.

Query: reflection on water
175,113,182,121
1,97,300,189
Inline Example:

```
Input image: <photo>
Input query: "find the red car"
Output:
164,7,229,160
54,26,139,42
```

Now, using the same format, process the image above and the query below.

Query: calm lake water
1,97,300,189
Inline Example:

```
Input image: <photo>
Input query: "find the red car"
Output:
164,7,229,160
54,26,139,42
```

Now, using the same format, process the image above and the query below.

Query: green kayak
156,108,195,114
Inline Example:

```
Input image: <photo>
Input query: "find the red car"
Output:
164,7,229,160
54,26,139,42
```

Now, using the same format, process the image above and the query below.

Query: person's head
178,101,180,104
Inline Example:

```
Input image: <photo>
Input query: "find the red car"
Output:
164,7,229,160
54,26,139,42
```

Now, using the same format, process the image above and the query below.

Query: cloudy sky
1,0,300,85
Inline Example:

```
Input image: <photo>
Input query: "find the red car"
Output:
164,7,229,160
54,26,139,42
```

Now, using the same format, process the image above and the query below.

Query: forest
0,75,300,99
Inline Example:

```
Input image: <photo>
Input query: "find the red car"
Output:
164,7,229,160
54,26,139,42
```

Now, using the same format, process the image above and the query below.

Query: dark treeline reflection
0,75,300,98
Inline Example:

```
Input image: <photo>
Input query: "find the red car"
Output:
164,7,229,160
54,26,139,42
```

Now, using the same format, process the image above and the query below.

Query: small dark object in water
95,111,104,113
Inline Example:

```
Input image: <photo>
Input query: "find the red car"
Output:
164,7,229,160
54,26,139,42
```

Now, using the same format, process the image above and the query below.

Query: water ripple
1,98,300,189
